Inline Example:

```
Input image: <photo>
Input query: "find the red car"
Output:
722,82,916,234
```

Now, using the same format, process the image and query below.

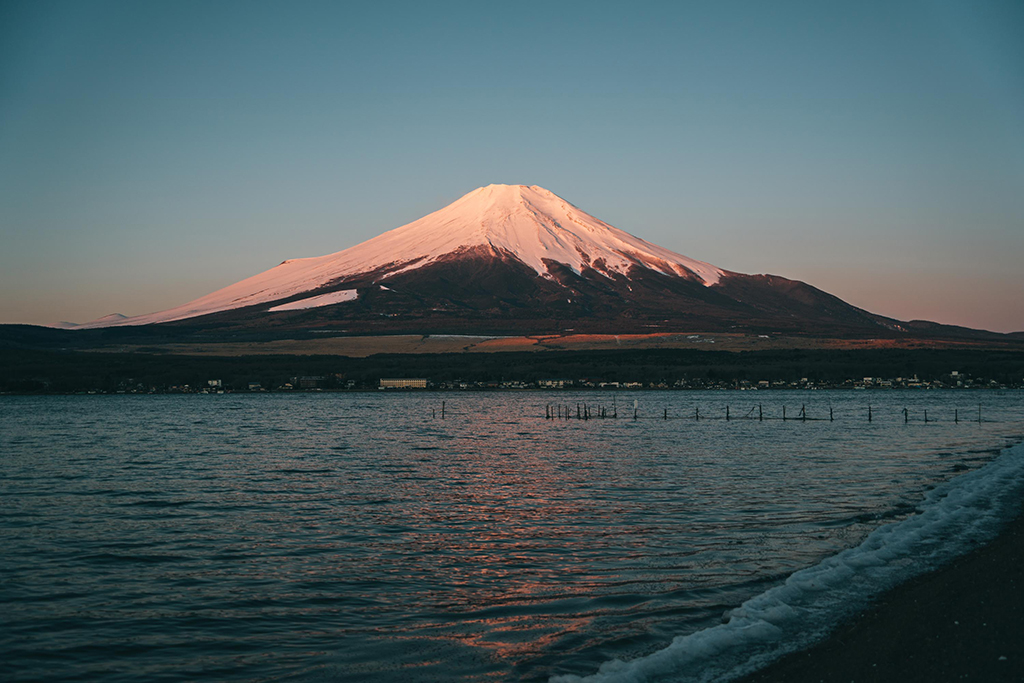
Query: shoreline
735,504,1024,683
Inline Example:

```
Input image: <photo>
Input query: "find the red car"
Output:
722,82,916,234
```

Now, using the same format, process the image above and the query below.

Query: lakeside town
59,370,1023,395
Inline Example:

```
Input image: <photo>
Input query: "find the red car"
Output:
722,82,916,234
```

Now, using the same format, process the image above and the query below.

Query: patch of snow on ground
267,289,359,312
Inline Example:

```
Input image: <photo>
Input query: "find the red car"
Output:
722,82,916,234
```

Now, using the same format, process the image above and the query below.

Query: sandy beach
737,506,1024,683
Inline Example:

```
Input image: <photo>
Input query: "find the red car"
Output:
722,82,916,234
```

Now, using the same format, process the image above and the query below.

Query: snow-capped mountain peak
380,183,724,283
74,184,725,328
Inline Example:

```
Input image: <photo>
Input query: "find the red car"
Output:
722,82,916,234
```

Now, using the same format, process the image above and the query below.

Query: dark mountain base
171,254,896,337
3,254,1017,354
46,254,1017,345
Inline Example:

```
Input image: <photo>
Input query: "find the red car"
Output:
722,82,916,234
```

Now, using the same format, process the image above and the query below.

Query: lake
3,391,1023,682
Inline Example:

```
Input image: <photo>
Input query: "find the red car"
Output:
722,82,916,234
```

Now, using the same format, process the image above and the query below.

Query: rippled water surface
3,391,1023,682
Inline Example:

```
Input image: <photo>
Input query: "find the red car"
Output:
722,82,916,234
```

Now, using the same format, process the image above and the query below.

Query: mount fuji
71,184,900,336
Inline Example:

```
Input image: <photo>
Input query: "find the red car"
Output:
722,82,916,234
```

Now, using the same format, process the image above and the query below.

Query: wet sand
737,506,1024,683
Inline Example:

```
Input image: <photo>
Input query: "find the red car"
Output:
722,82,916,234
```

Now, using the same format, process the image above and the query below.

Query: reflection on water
1,391,1022,682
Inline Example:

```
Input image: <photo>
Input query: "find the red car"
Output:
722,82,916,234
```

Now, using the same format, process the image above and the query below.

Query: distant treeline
2,347,1024,393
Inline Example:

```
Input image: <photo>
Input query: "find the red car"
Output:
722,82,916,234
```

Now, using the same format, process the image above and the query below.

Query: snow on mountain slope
266,289,359,312
76,184,726,328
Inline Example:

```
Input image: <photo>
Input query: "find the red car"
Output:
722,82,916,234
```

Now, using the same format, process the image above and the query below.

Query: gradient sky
2,0,1022,332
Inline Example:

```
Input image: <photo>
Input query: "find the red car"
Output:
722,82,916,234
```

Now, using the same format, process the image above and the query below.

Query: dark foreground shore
738,507,1024,683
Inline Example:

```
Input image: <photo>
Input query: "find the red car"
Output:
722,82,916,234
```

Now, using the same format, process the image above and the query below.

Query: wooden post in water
868,405,872,422
442,401,446,420
664,408,668,420
634,407,638,421
783,405,787,421
577,404,581,420
726,405,730,421
759,404,763,422
830,406,834,422
955,409,959,424
924,410,928,423
695,406,700,421
978,404,982,424
904,407,908,424
433,408,436,419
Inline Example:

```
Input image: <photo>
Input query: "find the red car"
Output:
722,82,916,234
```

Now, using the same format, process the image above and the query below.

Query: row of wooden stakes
542,403,986,423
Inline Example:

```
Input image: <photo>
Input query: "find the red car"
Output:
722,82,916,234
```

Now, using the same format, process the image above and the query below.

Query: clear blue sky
2,0,1022,332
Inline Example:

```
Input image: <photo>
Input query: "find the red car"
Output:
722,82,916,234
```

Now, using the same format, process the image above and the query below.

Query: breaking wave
553,439,1024,683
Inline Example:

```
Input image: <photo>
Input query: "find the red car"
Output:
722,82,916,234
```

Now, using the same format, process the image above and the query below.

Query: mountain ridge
53,184,1016,343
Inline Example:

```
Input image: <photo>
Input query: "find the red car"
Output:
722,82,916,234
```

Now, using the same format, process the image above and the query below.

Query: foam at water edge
551,439,1024,683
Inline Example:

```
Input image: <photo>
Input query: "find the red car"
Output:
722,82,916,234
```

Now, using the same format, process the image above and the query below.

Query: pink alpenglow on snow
266,289,359,312
74,184,726,328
